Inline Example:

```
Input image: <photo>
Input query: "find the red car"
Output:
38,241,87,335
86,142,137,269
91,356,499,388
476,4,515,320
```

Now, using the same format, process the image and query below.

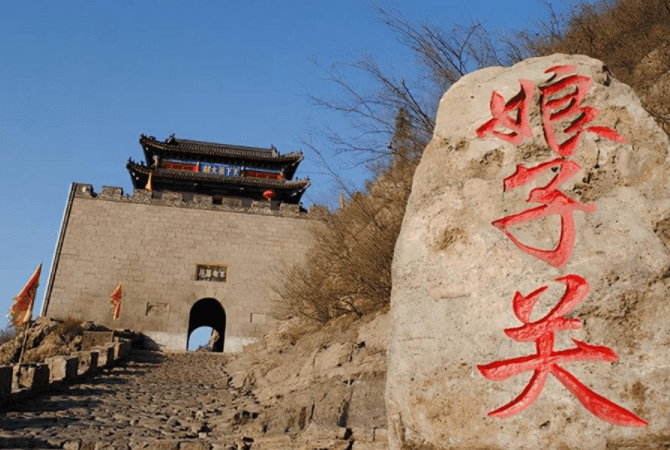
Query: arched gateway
187,298,226,352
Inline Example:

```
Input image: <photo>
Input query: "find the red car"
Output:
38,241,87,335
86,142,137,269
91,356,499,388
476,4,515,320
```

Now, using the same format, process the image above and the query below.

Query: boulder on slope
387,54,670,450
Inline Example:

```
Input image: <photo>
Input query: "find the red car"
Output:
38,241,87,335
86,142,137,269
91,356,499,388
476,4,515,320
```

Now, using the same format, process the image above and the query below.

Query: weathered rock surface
226,310,389,446
0,317,134,366
0,317,76,366
387,54,670,449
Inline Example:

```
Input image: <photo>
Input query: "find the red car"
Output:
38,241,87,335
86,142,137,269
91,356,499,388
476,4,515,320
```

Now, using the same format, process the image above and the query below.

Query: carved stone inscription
476,65,646,427
196,264,227,282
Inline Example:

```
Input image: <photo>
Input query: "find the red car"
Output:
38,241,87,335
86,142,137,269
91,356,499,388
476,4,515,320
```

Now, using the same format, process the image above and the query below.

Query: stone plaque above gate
196,264,227,282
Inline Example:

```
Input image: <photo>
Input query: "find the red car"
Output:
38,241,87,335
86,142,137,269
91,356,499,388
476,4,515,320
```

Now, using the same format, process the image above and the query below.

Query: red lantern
263,190,275,201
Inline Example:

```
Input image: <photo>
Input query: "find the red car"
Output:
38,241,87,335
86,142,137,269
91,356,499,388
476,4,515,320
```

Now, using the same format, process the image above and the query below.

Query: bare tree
511,0,670,132
276,0,670,325
309,4,504,169
273,5,513,323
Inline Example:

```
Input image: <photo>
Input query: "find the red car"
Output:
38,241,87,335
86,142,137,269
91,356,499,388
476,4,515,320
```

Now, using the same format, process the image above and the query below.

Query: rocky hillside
0,317,137,366
224,309,389,448
0,318,85,366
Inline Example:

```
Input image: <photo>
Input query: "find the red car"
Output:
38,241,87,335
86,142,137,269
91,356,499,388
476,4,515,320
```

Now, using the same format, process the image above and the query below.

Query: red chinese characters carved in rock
476,79,535,146
476,66,628,268
477,275,647,427
540,65,627,157
475,65,627,156
475,65,645,427
492,158,595,268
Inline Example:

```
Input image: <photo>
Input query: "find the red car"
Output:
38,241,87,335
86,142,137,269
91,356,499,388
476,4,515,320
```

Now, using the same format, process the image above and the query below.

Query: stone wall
42,183,315,352
1,341,131,404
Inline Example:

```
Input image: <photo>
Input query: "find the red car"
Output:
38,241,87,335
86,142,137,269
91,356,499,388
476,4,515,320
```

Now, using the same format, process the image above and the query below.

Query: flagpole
16,321,31,367
8,263,42,385
14,320,32,386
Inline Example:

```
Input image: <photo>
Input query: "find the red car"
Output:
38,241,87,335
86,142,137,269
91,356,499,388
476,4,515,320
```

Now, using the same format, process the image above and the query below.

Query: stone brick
100,186,124,199
12,364,50,392
115,340,131,359
30,364,50,391
64,356,79,380
46,356,68,381
96,345,115,368
162,191,183,204
82,331,115,350
0,365,12,399
77,351,99,376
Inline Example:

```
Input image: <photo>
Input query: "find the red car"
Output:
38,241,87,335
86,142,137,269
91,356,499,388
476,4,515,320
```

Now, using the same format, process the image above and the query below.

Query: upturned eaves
127,160,310,191
139,135,303,165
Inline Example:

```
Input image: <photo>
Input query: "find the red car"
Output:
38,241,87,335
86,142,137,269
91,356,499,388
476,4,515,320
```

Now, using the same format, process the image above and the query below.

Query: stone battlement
0,340,131,404
74,183,307,218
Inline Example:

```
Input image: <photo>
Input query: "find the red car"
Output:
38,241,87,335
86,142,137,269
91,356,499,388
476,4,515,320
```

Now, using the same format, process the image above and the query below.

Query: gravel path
0,351,259,450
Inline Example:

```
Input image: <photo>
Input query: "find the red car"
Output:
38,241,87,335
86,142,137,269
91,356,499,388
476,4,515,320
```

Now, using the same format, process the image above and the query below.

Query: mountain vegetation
516,0,670,133
274,0,670,324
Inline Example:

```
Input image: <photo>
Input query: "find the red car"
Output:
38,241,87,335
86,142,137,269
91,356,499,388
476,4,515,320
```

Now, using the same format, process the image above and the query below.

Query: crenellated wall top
72,183,312,219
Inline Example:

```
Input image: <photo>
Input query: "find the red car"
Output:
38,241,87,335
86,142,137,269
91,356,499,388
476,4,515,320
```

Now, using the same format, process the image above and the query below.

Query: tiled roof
140,134,303,164
127,160,310,191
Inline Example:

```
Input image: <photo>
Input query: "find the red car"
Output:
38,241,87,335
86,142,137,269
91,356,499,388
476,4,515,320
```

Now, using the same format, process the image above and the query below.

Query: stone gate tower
41,134,314,352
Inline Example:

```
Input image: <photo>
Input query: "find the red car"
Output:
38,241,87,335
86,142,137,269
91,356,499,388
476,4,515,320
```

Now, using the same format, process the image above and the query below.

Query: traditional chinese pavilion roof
139,134,303,179
128,134,310,204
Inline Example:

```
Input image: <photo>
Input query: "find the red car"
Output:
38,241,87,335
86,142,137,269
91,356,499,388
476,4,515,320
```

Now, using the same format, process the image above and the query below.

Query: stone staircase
0,351,387,450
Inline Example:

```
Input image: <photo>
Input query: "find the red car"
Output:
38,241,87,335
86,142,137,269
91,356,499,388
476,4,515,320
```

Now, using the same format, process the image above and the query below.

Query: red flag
110,283,122,320
8,264,42,327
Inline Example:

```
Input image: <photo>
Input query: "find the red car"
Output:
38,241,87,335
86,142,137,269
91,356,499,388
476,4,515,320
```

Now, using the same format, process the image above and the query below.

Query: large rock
387,54,670,449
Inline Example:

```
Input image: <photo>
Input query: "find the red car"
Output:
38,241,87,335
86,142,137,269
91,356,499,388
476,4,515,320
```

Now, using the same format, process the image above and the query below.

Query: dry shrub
276,0,670,324
0,327,24,365
22,317,84,363
275,156,415,323
0,325,16,346
274,318,320,346
279,7,494,324
516,0,670,133
54,316,84,341
0,317,87,364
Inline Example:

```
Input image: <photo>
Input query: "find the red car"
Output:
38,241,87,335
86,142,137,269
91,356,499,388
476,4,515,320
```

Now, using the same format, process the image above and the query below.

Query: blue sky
0,1,582,345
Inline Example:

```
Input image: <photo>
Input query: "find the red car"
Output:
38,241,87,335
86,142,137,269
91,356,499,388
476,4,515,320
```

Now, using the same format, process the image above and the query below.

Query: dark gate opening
187,298,226,352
